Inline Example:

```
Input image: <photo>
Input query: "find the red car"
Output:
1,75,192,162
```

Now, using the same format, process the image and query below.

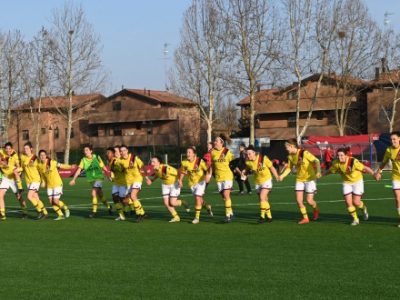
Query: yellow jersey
287,149,319,182
245,154,273,184
329,157,365,184
109,157,126,186
382,146,400,181
20,154,41,184
118,154,144,185
154,164,178,185
37,159,71,189
211,147,234,182
0,150,20,180
180,158,208,187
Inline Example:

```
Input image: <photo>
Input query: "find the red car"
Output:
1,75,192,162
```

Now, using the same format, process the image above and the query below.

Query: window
287,90,298,100
113,101,122,111
114,126,122,136
316,111,324,120
379,106,392,123
41,127,46,135
288,116,296,128
147,126,153,135
65,128,74,138
105,127,110,136
22,130,29,140
54,128,59,139
136,123,142,130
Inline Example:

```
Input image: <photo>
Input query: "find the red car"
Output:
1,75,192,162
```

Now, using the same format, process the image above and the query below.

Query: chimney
375,67,380,80
381,57,388,73
144,88,146,94
148,89,150,96
121,84,124,90
256,83,261,92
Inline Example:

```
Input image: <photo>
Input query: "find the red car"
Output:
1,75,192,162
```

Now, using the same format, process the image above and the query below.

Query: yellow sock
300,207,309,220
115,202,123,213
52,205,63,217
171,209,178,218
195,205,201,219
264,201,272,219
37,199,48,215
30,198,40,212
225,199,233,216
92,197,98,213
397,208,400,217
133,199,145,215
356,201,364,210
0,208,5,218
260,201,267,218
58,201,68,211
100,196,110,209
347,206,359,221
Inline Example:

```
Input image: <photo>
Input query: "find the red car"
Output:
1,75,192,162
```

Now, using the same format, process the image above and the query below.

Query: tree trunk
207,91,214,143
249,81,256,146
64,92,73,164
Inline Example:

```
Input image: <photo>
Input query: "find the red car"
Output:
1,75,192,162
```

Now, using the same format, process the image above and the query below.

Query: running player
179,146,213,224
374,131,400,227
146,156,190,222
0,142,28,220
118,145,146,222
210,134,235,223
37,149,73,220
70,144,112,218
106,146,126,220
19,142,48,219
278,139,321,224
326,147,374,226
243,145,279,223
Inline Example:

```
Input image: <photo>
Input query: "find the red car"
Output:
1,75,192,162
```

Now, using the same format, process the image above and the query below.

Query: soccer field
1,173,399,299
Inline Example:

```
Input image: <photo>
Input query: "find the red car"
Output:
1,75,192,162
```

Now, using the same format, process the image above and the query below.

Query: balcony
88,110,174,124
89,134,178,148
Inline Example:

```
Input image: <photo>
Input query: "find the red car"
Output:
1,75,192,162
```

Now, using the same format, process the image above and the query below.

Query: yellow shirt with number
180,158,208,187
211,147,234,182
382,146,400,181
245,154,273,184
118,154,144,185
37,159,70,189
329,157,364,184
20,154,41,184
154,164,178,185
287,150,319,182
0,151,20,180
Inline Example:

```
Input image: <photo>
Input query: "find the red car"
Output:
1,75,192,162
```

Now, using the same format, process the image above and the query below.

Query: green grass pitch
1,173,399,299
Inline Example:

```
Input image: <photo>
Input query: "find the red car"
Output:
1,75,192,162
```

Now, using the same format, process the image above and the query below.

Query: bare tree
215,97,238,136
219,0,282,145
282,0,337,145
377,28,400,132
170,0,229,143
47,2,106,163
329,0,381,135
0,30,25,142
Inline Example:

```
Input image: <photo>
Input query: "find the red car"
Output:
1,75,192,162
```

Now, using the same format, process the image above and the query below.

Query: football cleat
363,206,369,221
224,215,233,223
64,209,70,218
298,218,310,225
169,216,180,223
351,219,360,226
313,208,320,221
259,217,265,224
21,213,28,219
115,215,126,221
89,213,97,219
0,213,6,221
54,215,65,221
192,218,199,224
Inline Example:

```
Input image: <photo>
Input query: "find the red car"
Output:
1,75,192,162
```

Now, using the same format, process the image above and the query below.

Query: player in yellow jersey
0,142,28,220
19,142,48,219
37,149,73,220
278,139,321,224
374,131,400,227
325,147,374,226
179,146,213,224
146,155,190,222
106,146,126,221
211,134,235,223
70,144,112,218
243,145,279,224
118,145,146,222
